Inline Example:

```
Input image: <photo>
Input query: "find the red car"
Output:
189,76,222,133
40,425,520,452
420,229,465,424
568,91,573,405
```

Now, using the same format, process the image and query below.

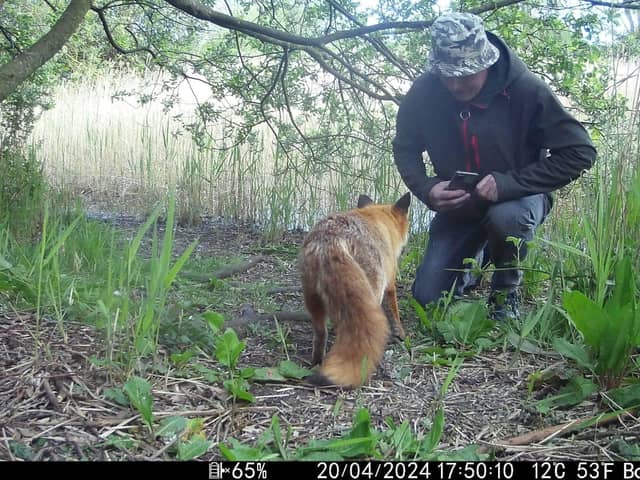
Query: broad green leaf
534,376,597,413
297,450,345,461
348,408,374,440
170,349,198,365
104,387,129,406
388,420,416,457
177,437,211,460
103,435,138,451
563,290,606,347
552,337,595,373
203,311,225,333
302,436,377,459
599,303,634,376
215,328,245,369
610,257,635,311
219,439,280,461
539,237,589,259
157,416,188,439
219,441,258,461
9,441,34,460
608,384,640,409
278,360,313,379
252,367,287,382
123,376,154,429
299,408,378,459
223,379,255,403
613,439,640,461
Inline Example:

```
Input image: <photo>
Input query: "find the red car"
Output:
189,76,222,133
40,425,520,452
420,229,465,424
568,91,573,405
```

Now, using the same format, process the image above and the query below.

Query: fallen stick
225,304,310,334
181,255,268,281
211,255,268,279
485,405,639,451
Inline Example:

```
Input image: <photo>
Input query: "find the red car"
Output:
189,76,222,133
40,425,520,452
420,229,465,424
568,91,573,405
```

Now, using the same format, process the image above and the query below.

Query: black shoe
488,289,521,321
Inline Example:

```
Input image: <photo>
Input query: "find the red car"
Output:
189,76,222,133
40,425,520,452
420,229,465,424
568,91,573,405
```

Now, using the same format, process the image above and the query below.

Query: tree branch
325,0,416,79
164,0,529,49
92,4,157,57
582,0,640,9
0,0,91,103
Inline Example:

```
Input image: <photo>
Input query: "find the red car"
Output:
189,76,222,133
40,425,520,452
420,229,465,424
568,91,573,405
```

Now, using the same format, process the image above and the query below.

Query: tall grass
29,71,429,234
0,193,194,374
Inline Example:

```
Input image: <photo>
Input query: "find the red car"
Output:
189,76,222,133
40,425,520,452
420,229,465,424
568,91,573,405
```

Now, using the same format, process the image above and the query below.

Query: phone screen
446,171,480,191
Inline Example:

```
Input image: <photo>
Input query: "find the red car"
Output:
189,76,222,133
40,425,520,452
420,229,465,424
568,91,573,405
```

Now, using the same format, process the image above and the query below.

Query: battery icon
209,462,223,480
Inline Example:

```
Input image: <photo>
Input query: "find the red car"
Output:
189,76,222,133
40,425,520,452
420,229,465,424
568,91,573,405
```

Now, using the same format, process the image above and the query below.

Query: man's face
439,69,489,102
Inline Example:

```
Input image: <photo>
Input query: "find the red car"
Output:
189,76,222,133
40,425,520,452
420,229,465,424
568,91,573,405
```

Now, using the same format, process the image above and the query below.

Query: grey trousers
411,194,550,306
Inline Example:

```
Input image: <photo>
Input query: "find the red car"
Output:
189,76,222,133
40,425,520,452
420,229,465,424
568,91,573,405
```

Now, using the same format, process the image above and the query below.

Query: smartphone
446,171,480,191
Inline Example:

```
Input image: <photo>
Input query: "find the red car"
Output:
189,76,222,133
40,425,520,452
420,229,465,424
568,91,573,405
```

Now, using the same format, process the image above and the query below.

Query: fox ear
357,194,374,208
394,192,411,213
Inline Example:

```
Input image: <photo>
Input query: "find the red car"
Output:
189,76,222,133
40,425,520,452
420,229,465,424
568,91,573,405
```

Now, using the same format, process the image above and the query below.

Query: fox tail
306,251,389,388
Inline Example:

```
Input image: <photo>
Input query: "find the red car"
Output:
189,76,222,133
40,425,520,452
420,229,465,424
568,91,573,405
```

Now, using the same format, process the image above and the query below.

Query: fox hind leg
304,291,327,365
384,283,406,342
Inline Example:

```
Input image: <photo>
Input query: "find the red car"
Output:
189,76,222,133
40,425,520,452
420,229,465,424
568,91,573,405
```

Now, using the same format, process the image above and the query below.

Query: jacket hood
473,32,528,102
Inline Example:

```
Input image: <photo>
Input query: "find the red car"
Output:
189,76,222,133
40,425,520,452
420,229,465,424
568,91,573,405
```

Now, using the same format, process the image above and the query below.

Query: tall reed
28,71,414,234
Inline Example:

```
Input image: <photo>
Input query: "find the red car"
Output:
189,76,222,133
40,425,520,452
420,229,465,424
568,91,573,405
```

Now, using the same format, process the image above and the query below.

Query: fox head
356,192,411,244
357,192,411,212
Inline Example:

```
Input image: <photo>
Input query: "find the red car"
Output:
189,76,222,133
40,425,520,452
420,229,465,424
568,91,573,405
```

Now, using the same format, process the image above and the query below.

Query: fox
299,192,411,388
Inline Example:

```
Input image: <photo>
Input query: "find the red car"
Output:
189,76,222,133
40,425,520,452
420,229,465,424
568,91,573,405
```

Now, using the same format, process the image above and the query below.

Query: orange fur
299,193,411,388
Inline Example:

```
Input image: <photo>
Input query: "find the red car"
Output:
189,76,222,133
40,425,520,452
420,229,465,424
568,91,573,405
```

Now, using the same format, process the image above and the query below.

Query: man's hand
427,181,470,211
475,174,498,202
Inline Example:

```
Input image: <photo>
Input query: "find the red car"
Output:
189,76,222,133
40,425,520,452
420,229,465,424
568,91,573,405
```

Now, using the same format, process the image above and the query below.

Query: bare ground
1,216,638,461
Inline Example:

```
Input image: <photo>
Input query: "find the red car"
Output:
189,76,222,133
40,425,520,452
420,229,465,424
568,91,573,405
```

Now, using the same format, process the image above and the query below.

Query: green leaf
42,214,82,267
410,297,431,329
9,441,34,460
278,360,313,379
599,303,634,376
271,414,288,460
219,439,279,461
563,290,606,347
103,435,138,451
613,439,640,461
123,376,154,429
177,437,211,460
157,416,188,439
0,253,12,270
552,337,595,373
609,257,635,311
203,311,225,333
608,384,640,409
223,378,255,403
388,420,417,457
419,408,444,455
534,376,598,414
215,328,245,369
103,387,129,406
252,367,287,382
170,349,198,365
297,450,345,461
165,240,198,288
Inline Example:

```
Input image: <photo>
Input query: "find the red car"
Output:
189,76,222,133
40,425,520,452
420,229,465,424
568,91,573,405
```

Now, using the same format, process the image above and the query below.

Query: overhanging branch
0,0,91,102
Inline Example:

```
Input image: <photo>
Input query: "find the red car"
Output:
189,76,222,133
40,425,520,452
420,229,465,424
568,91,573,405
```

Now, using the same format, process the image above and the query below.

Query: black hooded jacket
392,32,596,210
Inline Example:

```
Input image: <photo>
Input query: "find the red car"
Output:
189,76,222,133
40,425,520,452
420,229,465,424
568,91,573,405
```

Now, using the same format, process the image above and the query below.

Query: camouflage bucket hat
427,13,500,77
